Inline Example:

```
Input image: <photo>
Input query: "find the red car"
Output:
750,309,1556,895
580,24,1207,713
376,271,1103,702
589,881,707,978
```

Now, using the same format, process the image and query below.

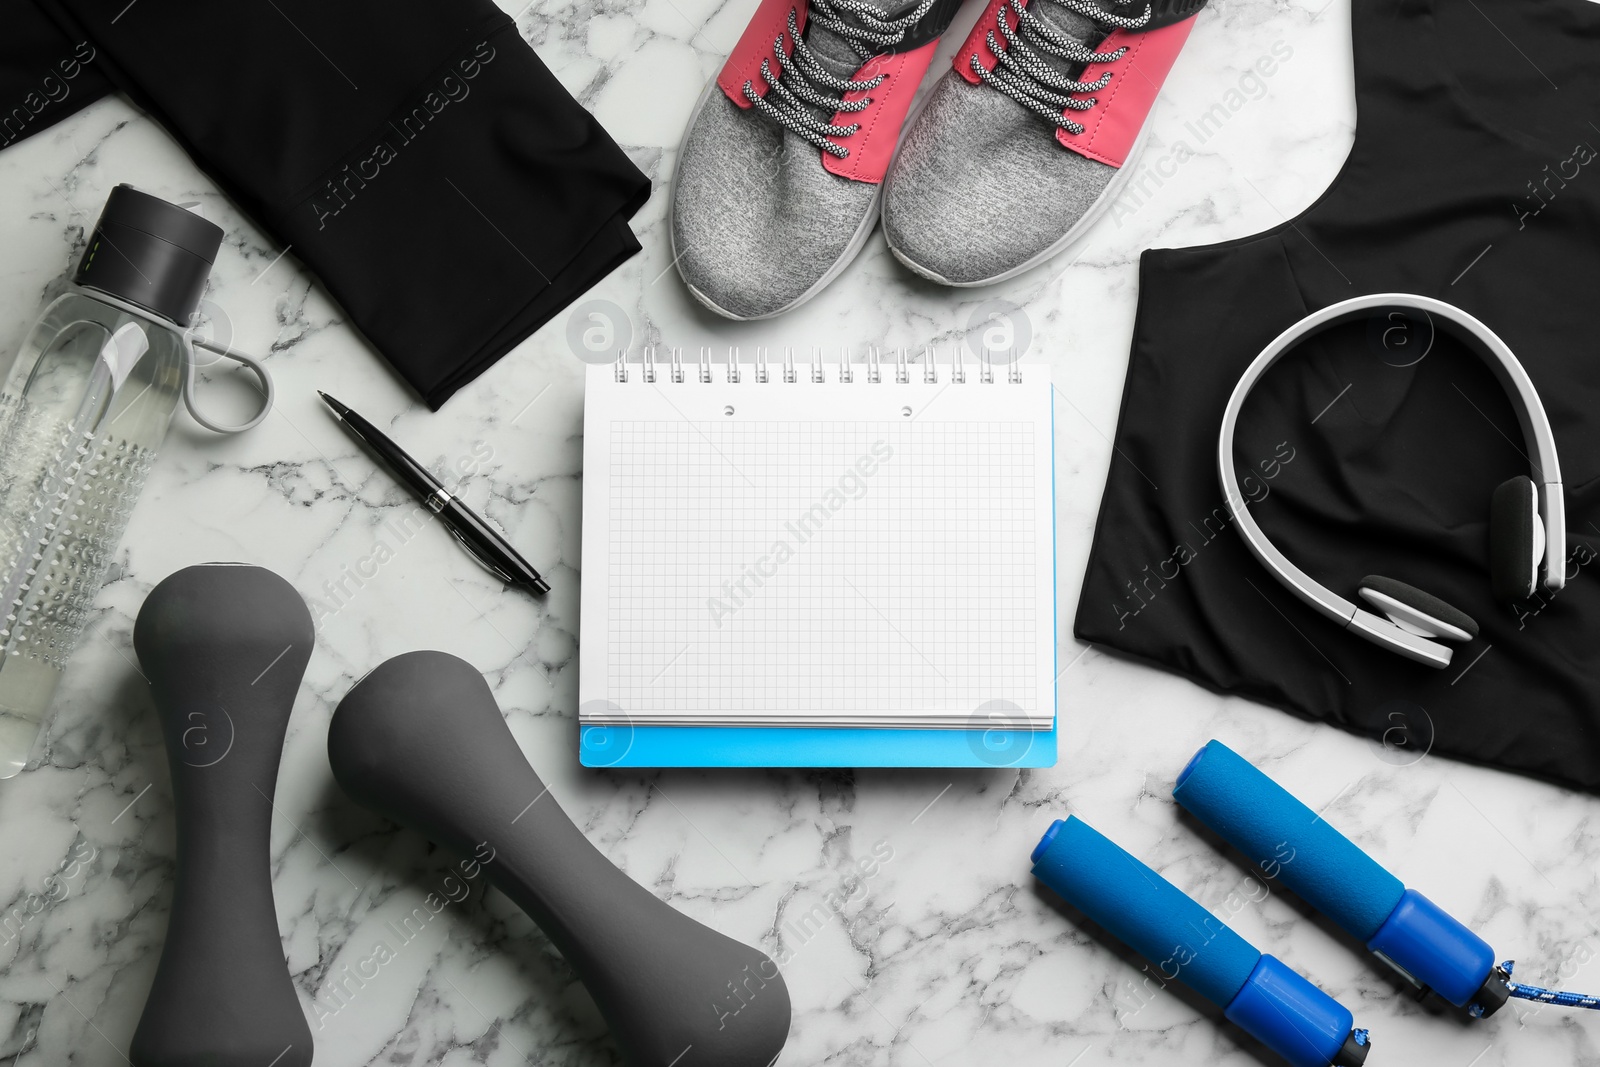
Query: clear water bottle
0,186,224,777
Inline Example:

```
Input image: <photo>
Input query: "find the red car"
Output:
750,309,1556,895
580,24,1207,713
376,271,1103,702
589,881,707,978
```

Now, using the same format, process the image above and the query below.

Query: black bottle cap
73,184,223,327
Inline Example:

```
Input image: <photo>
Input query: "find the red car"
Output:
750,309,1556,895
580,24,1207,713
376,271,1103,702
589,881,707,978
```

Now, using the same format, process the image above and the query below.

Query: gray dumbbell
131,563,314,1067
328,650,791,1067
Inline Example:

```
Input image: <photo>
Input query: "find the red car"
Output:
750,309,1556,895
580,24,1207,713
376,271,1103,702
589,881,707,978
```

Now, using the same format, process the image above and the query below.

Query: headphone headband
1217,294,1565,667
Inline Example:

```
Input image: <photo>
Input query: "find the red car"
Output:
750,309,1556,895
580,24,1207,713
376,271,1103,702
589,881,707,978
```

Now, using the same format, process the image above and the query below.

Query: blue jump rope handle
1172,739,1497,1008
1032,816,1365,1067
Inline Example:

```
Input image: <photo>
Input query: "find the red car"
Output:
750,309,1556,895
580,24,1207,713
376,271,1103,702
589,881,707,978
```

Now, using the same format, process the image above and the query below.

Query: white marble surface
3,1,1600,1065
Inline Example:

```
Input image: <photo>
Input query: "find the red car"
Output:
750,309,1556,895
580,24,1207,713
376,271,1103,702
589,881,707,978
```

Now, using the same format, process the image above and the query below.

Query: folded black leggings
6,0,649,409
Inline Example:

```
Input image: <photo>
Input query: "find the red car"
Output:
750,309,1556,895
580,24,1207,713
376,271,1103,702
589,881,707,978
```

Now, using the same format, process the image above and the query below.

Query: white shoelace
970,0,1152,135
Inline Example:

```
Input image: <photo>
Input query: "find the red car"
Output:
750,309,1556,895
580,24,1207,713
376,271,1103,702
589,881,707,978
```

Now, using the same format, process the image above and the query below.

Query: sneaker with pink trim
672,0,966,319
882,0,1207,286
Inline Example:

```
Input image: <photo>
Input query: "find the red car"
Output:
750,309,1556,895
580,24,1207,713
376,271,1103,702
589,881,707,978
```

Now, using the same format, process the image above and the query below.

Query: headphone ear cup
1490,476,1542,602
1358,576,1479,641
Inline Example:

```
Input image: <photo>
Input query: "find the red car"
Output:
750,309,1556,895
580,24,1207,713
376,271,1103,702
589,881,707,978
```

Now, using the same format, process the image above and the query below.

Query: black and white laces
744,0,938,158
970,0,1152,135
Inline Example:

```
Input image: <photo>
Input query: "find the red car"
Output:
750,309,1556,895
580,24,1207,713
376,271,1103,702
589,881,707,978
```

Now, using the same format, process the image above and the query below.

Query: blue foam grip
1225,955,1355,1067
1173,740,1404,941
1367,889,1494,1006
1031,816,1261,1008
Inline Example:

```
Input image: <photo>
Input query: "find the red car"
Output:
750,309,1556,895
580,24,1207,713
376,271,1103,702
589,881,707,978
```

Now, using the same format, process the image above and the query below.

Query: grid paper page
579,364,1055,730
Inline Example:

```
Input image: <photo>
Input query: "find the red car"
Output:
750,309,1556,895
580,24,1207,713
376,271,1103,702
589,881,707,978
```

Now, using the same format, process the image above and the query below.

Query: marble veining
3,0,1600,1064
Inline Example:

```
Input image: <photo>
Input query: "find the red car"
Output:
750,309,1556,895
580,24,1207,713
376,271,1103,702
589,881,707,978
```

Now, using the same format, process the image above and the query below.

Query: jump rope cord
1501,961,1600,1009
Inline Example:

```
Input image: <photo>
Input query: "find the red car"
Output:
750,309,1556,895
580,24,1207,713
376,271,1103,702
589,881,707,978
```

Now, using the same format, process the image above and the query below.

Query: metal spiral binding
609,342,1026,387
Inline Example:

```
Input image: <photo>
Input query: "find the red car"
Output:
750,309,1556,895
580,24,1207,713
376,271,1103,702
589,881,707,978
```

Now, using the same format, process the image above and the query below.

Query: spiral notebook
578,350,1056,767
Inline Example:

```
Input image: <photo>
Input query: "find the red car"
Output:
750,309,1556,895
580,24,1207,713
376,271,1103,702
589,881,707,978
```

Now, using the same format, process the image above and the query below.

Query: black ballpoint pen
318,391,550,594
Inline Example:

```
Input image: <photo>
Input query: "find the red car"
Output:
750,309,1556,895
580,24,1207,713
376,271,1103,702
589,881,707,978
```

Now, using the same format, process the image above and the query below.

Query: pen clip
445,522,515,585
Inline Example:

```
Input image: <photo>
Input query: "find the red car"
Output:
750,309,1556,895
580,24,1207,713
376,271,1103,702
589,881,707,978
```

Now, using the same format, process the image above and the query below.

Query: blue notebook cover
579,360,1056,768
580,722,1055,767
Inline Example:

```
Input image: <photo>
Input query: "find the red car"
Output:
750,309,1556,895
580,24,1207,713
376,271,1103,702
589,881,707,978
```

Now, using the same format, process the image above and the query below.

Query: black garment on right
1077,0,1600,790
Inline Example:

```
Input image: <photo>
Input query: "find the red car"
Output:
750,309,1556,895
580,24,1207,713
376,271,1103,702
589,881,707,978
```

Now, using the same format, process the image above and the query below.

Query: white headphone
1217,293,1565,669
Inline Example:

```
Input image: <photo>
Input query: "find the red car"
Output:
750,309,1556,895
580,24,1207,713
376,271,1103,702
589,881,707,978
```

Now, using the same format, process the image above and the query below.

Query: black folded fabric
24,0,648,408
2,4,110,150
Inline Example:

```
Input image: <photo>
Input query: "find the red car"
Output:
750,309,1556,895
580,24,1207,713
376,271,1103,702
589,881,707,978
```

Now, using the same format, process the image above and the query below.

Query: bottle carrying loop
79,286,274,434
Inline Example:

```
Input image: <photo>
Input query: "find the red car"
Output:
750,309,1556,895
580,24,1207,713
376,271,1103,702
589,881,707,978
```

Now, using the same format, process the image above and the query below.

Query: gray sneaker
671,0,966,319
882,0,1206,286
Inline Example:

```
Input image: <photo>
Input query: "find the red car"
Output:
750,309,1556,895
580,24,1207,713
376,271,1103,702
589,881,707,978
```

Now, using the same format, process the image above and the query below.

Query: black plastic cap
74,184,223,326
1470,966,1513,1019
1333,1028,1371,1067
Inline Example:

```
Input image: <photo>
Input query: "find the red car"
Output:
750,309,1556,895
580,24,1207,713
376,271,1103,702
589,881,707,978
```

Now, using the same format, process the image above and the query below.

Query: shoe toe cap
672,92,878,318
883,76,1117,285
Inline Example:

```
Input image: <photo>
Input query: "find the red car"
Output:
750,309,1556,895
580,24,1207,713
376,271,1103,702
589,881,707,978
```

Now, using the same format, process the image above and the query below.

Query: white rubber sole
883,118,1156,288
